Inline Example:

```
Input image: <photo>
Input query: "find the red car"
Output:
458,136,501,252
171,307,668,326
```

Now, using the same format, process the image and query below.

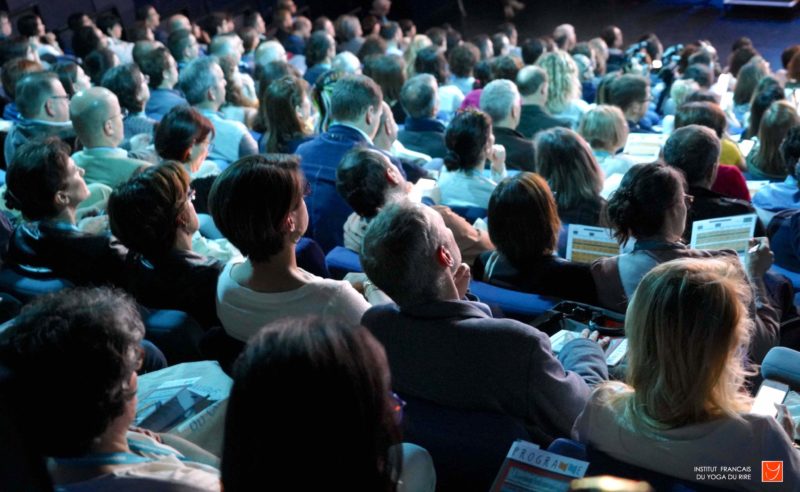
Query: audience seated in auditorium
746,100,800,181
4,137,127,286
335,14,365,55
480,78,534,171
673,101,750,201
590,162,779,362
398,74,448,158
83,47,120,87
414,46,464,117
516,65,570,139
108,162,222,329
167,28,200,71
438,109,507,211
360,200,609,445
179,56,258,167
209,33,257,102
448,42,480,96
1,58,42,121
534,127,606,226
101,64,158,152
209,154,371,342
5,72,75,166
72,25,108,61
296,74,408,252
663,125,765,240
97,12,134,64
578,105,635,178
52,61,90,99
222,316,434,491
337,147,493,265
744,78,784,140
17,14,63,62
255,76,314,154
140,46,187,121
474,172,597,303
363,54,407,125
1,287,221,490
536,50,589,128
69,87,151,189
575,258,799,490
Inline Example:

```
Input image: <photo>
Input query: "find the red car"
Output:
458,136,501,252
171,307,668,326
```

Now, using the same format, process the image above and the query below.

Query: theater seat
468,280,557,321
197,213,223,240
56,475,210,492
448,205,488,224
0,267,73,303
139,308,204,364
325,246,362,279
399,393,530,492
546,438,728,492
295,237,330,278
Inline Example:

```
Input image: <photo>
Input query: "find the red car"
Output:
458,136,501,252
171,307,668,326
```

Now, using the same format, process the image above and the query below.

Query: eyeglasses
187,188,196,202
683,193,694,207
107,107,129,122
49,94,69,101
390,392,406,425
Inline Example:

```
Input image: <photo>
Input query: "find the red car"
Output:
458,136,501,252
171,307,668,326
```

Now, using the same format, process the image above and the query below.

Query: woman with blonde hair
747,100,800,180
574,258,799,490
403,34,432,79
535,50,589,128
578,105,635,177
534,127,605,225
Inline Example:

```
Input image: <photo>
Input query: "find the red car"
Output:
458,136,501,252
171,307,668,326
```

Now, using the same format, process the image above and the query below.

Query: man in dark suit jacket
515,65,569,140
296,75,414,252
663,125,766,240
397,74,448,158
359,201,609,445
480,79,535,171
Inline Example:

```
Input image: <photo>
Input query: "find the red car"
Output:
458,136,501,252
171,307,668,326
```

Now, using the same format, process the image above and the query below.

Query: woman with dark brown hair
154,105,218,179
255,76,313,153
474,172,597,303
747,100,800,180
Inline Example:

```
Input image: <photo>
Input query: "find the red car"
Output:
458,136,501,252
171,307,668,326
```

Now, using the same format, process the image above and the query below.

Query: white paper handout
622,133,667,164
565,224,620,264
690,213,757,259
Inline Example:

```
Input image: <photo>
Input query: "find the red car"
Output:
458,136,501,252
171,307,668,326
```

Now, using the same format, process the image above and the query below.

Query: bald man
70,87,151,188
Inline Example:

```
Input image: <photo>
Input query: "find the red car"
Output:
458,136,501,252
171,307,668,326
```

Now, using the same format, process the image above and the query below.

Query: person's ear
43,98,55,117
54,190,69,208
285,215,296,233
104,118,114,135
436,245,454,268
385,164,402,185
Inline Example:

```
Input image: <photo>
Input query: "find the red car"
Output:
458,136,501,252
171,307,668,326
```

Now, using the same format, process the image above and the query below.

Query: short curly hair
4,287,144,457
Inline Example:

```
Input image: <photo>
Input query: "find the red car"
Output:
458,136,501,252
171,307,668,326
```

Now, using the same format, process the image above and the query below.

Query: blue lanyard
55,439,187,467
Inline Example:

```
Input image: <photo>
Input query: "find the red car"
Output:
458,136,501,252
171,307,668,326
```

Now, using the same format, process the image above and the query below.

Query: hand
373,102,398,151
129,426,162,443
489,144,506,174
580,328,611,350
77,215,109,235
343,272,369,293
745,237,773,278
776,403,797,440
453,262,471,300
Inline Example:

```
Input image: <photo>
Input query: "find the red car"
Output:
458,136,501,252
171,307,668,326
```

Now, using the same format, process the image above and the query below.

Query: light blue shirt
752,175,800,212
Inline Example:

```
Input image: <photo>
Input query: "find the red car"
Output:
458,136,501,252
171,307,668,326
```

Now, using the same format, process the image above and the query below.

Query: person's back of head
72,26,104,60
361,201,450,306
15,71,60,120
306,31,335,67
663,124,720,186
444,108,492,171
154,105,214,162
83,47,118,86
259,76,309,152
108,162,191,259
601,25,623,50
683,63,713,89
208,154,304,262
132,40,158,67
336,147,400,219
16,14,40,39
520,38,546,66
331,51,361,74
606,161,687,245
5,136,74,220
780,126,800,178
516,65,547,98
448,42,479,79
425,27,446,50
69,86,119,145
490,55,523,82
479,78,520,126
139,46,173,90
3,287,144,457
67,12,91,33
255,40,287,67
167,28,196,63
399,73,437,119
755,100,800,176
96,13,122,39
380,21,401,43
363,55,406,104
1,58,42,101
675,101,726,138
491,33,510,57
728,46,758,78
535,50,580,113
534,127,603,209
101,63,149,113
329,74,382,123
553,23,576,51
414,46,448,85
179,56,220,105
357,35,388,63
747,79,785,139
335,15,361,43
489,172,560,268
200,12,232,38
209,32,242,59
608,73,649,114
222,315,400,492
578,104,628,152
622,258,752,428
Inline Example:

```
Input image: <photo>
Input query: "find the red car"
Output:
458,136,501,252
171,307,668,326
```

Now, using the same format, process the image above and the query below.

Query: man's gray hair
361,201,443,306
179,56,220,105
480,78,520,123
400,74,437,119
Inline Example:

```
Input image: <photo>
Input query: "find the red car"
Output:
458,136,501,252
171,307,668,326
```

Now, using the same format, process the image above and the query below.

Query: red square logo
762,461,783,482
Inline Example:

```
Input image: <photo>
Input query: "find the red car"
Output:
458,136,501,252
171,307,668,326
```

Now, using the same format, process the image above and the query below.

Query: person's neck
158,81,174,90
89,417,131,455
521,95,545,107
495,117,516,130
196,101,220,112
332,120,374,140
52,207,78,226
83,140,118,150
173,229,193,252
236,245,308,292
